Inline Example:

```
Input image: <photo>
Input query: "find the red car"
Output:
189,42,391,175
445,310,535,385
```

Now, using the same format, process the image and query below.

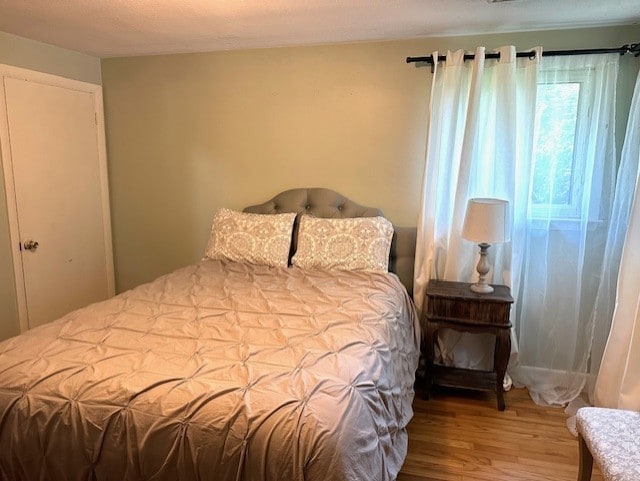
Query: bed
0,188,419,481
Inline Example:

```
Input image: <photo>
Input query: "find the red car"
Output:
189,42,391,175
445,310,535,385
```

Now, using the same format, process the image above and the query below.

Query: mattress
0,259,420,481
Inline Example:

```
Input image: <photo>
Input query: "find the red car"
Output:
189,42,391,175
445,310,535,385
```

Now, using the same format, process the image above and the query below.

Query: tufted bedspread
0,259,420,481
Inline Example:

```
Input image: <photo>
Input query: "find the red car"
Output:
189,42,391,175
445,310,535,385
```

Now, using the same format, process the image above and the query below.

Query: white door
0,67,114,330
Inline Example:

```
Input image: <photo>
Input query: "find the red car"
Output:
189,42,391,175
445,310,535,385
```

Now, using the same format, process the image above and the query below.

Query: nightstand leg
494,329,511,411
423,323,437,399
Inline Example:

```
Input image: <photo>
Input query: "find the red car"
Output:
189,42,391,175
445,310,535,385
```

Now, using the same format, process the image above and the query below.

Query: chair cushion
576,407,640,481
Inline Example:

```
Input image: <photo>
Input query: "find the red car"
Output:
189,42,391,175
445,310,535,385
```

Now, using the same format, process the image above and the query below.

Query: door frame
0,64,115,332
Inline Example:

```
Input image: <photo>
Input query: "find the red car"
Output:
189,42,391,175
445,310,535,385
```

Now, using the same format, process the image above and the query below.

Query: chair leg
577,434,593,481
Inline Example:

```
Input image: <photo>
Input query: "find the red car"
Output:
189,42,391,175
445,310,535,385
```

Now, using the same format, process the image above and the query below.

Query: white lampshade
462,198,510,243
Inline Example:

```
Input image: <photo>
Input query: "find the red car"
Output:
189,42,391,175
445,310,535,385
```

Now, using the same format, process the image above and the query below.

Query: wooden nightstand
423,279,514,411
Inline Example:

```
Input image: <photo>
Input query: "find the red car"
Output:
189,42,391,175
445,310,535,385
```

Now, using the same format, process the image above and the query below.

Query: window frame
529,67,594,221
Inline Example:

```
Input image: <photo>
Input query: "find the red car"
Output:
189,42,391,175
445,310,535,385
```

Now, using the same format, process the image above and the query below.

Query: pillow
205,208,296,267
292,215,394,273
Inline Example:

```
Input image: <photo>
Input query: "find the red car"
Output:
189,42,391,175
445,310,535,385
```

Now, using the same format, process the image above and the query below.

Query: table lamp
462,198,510,294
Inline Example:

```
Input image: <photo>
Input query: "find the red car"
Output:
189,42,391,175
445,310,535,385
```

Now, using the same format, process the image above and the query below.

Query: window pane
532,82,580,206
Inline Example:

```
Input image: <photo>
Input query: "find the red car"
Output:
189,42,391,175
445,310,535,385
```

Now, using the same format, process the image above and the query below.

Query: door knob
23,239,39,252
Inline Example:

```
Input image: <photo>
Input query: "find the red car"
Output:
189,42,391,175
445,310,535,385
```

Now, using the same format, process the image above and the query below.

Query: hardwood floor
398,386,603,481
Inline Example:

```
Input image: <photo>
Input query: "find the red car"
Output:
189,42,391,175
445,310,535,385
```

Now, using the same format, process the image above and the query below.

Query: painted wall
102,25,640,293
0,32,102,340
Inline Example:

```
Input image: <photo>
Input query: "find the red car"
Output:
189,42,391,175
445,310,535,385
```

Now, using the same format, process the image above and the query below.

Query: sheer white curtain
414,50,629,405
593,69,640,410
511,54,621,405
414,46,540,370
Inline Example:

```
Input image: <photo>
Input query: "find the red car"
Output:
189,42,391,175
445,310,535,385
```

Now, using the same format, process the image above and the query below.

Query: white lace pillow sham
205,208,296,267
292,215,394,273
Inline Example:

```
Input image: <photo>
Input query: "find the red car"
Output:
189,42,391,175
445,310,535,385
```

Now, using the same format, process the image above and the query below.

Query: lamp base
471,242,493,294
470,282,494,294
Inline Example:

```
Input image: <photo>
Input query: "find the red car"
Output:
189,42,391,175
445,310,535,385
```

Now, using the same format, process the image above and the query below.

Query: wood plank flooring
398,386,603,481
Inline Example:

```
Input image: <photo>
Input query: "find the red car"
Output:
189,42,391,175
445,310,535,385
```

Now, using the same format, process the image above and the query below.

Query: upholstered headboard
244,188,416,296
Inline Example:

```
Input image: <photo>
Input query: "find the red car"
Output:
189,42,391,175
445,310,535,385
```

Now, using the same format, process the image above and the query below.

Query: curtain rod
406,43,640,64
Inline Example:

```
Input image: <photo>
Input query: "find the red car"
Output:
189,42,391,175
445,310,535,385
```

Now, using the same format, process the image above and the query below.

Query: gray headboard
244,188,416,296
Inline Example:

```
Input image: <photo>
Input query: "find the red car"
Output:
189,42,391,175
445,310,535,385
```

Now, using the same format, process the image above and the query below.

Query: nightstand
423,279,514,411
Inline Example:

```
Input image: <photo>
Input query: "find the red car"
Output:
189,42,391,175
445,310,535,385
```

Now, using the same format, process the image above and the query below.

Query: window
530,69,593,220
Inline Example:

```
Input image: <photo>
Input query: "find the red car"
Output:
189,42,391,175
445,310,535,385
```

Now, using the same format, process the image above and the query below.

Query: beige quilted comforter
0,260,420,481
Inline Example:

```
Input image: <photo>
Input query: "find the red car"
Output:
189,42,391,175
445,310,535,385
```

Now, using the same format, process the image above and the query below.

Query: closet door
0,67,114,330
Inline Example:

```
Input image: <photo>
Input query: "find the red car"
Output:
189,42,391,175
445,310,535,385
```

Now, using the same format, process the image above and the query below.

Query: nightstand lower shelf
430,364,498,392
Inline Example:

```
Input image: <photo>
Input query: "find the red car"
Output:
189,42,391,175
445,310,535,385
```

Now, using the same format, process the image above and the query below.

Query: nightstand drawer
426,297,511,325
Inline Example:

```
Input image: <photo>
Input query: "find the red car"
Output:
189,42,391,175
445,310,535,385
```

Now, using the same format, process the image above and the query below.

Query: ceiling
0,0,638,58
